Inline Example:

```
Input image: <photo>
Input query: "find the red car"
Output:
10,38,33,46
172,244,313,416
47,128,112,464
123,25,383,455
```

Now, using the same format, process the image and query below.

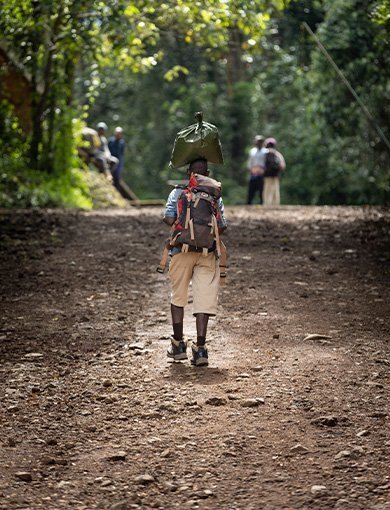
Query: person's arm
218,197,227,232
163,188,180,225
276,150,286,171
247,147,254,170
257,148,267,172
101,137,111,157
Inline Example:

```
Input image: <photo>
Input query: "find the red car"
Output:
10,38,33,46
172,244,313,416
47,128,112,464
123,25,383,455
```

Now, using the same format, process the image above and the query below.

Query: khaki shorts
169,252,219,316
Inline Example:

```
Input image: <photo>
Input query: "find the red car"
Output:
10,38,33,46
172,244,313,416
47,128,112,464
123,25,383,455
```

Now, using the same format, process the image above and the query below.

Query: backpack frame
170,173,224,256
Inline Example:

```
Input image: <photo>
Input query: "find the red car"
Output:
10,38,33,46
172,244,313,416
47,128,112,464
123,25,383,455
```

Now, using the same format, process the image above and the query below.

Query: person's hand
219,267,227,286
251,165,264,176
163,217,176,226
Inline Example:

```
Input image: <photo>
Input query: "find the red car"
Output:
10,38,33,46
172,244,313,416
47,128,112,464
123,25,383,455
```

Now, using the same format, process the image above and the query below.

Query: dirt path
0,206,389,510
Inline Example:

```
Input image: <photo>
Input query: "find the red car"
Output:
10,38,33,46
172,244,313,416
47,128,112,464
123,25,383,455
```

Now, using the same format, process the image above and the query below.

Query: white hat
114,126,123,133
96,122,108,130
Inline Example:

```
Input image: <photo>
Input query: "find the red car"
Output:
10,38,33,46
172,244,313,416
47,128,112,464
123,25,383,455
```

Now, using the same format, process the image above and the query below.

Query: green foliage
0,0,286,203
0,0,136,171
304,0,389,203
1,0,388,207
371,0,390,25
246,0,389,205
0,161,93,209
0,101,28,159
86,0,389,206
0,101,92,209
87,171,130,209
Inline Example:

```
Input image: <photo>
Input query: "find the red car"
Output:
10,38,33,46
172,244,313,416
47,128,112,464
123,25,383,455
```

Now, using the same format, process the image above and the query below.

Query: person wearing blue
108,127,126,190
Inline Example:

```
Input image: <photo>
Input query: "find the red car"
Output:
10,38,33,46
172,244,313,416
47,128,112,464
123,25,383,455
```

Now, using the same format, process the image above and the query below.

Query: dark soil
0,206,389,510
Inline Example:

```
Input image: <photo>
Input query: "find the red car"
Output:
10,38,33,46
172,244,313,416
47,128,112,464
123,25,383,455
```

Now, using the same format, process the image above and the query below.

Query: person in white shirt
247,135,266,204
96,122,119,180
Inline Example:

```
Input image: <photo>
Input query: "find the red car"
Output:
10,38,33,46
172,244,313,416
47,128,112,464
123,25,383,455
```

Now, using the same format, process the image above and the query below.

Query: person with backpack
247,134,267,205
160,158,227,367
263,137,286,206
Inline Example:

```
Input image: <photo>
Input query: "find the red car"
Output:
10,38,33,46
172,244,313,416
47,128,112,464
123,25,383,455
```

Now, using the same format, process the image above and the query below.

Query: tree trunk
29,1,42,169
226,26,244,97
45,77,56,174
65,59,76,107
226,26,246,178
30,0,64,171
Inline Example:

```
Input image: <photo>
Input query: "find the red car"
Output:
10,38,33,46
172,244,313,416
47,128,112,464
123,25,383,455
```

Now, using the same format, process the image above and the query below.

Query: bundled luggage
170,112,224,169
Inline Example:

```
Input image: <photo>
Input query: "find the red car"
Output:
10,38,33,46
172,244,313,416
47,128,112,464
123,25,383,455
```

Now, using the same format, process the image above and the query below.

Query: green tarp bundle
170,112,224,169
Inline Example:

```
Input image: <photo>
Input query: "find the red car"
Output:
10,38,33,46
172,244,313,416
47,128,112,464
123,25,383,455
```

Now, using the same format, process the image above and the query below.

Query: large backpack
170,173,225,255
264,148,282,177
157,173,227,275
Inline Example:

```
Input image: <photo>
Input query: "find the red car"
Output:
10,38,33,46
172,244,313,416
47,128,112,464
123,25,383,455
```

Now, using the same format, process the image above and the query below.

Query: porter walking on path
162,158,227,366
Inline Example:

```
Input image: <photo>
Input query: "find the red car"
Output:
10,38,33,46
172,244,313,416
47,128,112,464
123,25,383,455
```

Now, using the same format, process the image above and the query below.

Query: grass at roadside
0,161,129,210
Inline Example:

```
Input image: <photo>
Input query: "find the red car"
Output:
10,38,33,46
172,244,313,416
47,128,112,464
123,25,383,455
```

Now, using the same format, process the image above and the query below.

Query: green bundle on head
169,111,224,170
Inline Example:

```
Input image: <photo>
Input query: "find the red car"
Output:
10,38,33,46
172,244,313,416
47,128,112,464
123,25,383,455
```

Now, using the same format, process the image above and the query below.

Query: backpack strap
219,241,227,278
184,202,191,229
170,231,180,246
212,214,221,258
189,219,195,241
157,240,170,273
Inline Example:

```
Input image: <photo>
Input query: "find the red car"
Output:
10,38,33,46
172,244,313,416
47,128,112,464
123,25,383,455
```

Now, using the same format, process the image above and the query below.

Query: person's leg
258,176,264,204
95,155,112,179
195,313,209,346
94,155,106,174
112,160,122,190
191,253,219,366
167,253,196,361
171,303,184,340
270,178,278,205
247,177,256,204
263,177,270,205
275,177,280,205
167,304,187,361
109,156,119,172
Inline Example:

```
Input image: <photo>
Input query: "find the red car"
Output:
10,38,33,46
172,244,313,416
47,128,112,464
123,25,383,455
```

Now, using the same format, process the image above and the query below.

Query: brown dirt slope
0,206,389,510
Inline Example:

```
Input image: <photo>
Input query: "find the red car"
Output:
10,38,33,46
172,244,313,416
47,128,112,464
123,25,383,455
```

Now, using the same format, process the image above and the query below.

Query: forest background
0,0,389,208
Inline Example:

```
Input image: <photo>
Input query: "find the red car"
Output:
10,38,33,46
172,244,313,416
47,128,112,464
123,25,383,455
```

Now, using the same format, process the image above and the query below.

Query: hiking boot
167,337,187,361
191,343,209,367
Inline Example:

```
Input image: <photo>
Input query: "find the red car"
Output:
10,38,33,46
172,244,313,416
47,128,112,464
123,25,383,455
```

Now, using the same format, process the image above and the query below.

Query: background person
108,127,126,191
247,135,266,205
78,127,102,168
263,137,286,206
96,122,119,180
